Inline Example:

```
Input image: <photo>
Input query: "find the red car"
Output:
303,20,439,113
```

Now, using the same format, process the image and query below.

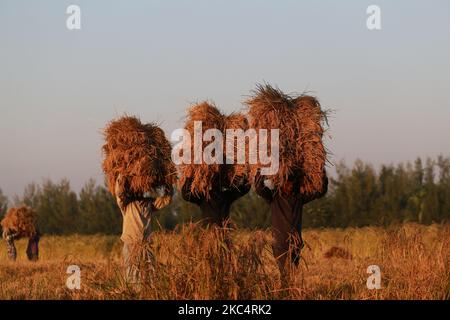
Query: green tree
0,188,8,219
231,191,270,229
153,192,201,231
437,155,450,222
37,179,79,234
78,179,122,234
7,156,450,234
14,183,40,208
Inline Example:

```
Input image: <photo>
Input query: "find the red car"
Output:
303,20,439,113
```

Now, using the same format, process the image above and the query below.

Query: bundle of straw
179,102,223,199
294,95,328,197
102,115,176,197
246,84,327,196
224,113,250,187
178,102,249,199
1,206,37,238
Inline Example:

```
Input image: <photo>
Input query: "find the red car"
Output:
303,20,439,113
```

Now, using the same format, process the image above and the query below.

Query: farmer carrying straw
102,115,176,285
1,206,40,261
178,102,250,227
114,175,172,284
246,84,329,276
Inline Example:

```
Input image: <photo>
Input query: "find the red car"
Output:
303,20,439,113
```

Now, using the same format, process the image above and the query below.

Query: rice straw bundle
102,115,176,197
293,95,328,198
178,102,249,199
179,102,224,199
1,206,37,238
224,112,250,187
246,84,327,196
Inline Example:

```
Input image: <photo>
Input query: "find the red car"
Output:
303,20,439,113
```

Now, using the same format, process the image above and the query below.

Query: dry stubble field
0,223,448,300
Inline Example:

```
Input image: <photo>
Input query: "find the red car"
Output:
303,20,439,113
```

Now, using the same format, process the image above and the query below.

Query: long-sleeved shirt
115,179,154,244
254,171,328,267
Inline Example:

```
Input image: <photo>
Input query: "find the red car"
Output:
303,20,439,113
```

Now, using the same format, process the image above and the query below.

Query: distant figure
1,206,40,261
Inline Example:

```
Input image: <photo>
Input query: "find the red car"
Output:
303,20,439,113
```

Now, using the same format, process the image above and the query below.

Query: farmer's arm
115,175,149,211
254,172,274,202
3,229,17,261
301,172,328,204
115,177,128,213
2,228,20,241
226,177,251,202
181,177,203,205
152,184,174,211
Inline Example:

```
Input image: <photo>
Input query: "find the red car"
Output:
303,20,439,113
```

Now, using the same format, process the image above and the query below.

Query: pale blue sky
0,0,449,198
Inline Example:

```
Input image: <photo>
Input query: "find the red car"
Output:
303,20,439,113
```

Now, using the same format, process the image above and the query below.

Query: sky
0,0,449,198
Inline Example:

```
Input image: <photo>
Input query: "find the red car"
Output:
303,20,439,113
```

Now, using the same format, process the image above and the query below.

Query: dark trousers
26,235,40,261
122,241,154,286
199,200,232,227
270,195,304,273
5,235,39,261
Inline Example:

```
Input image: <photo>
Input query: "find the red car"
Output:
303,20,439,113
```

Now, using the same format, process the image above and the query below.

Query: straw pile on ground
324,246,353,260
1,206,37,238
178,102,249,199
102,115,176,197
246,84,327,197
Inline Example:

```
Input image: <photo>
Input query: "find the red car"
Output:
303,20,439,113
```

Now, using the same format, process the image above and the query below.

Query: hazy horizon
1,0,449,199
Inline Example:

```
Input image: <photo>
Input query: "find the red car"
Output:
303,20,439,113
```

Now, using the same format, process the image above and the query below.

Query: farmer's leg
201,200,235,253
6,238,17,261
121,217,145,285
200,202,221,226
26,234,40,261
271,216,290,272
289,210,304,266
122,245,154,286
122,241,140,285
141,214,155,273
122,212,154,286
271,202,303,273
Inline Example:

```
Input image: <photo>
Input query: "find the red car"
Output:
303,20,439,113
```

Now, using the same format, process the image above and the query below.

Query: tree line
0,156,449,235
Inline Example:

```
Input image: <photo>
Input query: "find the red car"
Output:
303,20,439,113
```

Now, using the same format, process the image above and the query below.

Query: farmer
2,228,40,261
115,175,173,285
1,206,40,262
181,175,250,227
254,170,328,273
